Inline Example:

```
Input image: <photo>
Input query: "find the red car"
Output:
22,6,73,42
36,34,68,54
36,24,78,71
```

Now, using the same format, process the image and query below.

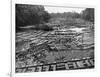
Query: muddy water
69,27,86,32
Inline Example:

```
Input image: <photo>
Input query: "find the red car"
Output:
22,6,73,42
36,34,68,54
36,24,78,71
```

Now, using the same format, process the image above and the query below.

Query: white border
11,0,96,77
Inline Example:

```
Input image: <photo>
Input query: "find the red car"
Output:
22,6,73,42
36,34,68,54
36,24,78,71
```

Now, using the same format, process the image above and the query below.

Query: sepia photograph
15,4,94,73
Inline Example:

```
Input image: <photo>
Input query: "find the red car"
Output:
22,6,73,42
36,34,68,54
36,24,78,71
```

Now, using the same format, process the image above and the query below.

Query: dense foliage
50,12,80,19
16,4,94,32
49,8,94,27
81,8,94,22
49,12,86,27
16,4,51,31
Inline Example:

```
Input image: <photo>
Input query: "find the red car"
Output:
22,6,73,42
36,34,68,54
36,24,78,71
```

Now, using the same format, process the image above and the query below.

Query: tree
16,4,51,31
81,8,94,22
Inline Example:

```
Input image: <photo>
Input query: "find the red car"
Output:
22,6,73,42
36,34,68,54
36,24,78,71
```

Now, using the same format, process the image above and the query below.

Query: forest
16,4,94,32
